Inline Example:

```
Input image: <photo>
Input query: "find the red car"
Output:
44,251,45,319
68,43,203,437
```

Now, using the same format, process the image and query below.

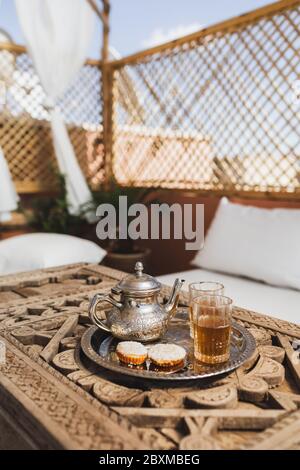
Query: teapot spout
164,278,185,317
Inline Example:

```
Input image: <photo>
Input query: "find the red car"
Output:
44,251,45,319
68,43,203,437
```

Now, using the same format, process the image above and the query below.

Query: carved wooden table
0,263,300,450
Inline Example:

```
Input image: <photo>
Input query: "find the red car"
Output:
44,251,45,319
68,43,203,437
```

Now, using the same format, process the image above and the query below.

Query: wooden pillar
101,0,114,188
86,0,112,187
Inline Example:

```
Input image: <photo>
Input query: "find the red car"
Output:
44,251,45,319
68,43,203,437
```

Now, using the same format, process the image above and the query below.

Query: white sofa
159,198,300,325
159,268,300,324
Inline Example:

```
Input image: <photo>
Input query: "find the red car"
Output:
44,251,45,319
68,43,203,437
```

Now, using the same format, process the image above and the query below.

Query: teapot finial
135,261,144,277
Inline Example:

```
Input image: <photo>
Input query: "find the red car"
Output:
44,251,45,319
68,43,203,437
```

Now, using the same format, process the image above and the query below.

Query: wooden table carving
0,263,300,450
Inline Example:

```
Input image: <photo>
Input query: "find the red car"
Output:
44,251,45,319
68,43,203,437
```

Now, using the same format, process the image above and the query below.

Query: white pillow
193,197,300,290
0,233,106,275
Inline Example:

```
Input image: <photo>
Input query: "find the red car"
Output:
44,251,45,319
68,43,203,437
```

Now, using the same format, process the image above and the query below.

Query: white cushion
193,197,300,290
158,268,300,324
0,233,106,275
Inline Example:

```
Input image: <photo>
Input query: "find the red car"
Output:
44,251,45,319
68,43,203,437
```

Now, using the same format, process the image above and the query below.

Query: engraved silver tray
80,311,256,383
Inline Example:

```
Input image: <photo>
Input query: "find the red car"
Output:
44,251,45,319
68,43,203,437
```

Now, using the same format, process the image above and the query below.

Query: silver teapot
89,262,184,342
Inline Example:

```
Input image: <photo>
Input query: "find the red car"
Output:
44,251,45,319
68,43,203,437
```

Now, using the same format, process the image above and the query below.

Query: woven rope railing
0,43,104,192
110,0,300,198
0,1,299,199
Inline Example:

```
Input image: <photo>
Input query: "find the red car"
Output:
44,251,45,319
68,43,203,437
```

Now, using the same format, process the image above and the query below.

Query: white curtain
0,147,19,222
15,0,95,219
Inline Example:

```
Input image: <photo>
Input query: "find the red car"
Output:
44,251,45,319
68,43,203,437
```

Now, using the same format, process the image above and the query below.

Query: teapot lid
117,262,161,295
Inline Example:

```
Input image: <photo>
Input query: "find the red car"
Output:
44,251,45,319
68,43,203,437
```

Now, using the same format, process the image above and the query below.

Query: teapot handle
89,293,122,333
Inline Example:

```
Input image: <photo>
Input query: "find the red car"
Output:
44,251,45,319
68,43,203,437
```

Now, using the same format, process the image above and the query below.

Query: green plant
25,173,86,234
89,183,152,210
24,171,165,249
88,181,160,254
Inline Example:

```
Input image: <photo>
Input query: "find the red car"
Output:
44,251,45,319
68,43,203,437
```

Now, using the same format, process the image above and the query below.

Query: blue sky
0,0,276,58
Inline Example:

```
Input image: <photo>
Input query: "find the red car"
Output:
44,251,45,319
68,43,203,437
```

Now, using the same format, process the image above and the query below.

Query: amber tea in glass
192,294,232,364
189,282,224,338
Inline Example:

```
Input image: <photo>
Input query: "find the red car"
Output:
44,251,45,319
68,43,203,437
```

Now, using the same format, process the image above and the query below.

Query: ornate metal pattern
80,322,256,382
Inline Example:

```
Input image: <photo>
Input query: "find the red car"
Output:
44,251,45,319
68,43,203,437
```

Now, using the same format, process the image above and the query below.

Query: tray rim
80,322,256,382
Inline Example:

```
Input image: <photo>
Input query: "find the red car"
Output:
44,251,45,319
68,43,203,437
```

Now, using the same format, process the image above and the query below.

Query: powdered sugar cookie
148,343,186,368
116,341,148,365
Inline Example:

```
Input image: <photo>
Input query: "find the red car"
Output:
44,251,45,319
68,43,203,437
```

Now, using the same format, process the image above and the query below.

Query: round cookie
148,343,186,368
116,341,148,365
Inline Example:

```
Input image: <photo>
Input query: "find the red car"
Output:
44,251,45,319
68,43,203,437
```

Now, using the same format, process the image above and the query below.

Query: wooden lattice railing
0,0,299,199
110,0,300,198
0,43,104,192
